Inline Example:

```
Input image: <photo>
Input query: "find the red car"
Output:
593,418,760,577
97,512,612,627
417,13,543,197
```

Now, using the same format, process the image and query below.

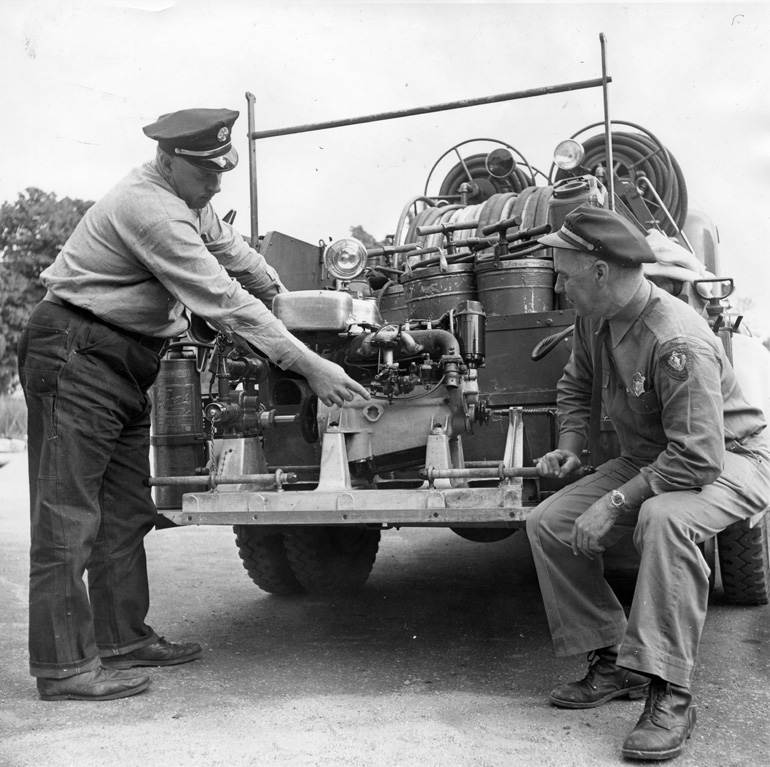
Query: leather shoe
622,678,696,761
549,651,650,709
37,666,151,701
101,635,202,669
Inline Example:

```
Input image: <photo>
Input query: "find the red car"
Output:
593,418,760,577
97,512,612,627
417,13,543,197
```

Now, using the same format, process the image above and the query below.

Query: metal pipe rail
148,471,298,488
246,73,611,241
247,78,611,141
421,466,540,481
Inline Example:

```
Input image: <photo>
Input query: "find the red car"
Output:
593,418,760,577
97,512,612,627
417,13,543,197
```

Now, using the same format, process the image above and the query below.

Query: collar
606,279,652,348
150,157,176,194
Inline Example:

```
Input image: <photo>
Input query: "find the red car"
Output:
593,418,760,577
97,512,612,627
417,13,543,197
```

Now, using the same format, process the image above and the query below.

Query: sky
2,0,770,332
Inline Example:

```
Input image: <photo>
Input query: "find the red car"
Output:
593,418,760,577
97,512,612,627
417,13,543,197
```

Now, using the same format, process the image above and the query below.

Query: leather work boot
621,678,697,761
101,635,202,669
37,666,151,701
549,651,650,709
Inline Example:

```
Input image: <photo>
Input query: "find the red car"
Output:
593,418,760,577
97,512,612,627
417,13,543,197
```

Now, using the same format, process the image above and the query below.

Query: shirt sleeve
199,208,287,306
135,214,309,370
640,336,726,493
556,319,594,444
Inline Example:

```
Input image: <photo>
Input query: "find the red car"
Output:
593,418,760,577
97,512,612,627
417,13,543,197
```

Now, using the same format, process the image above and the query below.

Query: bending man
18,108,368,702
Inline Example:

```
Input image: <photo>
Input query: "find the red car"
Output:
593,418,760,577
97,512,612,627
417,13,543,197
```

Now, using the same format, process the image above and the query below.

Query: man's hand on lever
536,449,583,480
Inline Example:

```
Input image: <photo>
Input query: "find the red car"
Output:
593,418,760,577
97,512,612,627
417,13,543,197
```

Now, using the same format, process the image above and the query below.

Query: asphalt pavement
1,452,768,767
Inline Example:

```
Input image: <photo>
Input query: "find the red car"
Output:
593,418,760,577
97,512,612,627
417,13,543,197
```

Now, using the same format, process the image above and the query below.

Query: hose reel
425,139,539,205
551,121,688,237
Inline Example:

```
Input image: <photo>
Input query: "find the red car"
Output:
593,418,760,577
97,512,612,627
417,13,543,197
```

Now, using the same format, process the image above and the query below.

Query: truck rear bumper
162,483,532,527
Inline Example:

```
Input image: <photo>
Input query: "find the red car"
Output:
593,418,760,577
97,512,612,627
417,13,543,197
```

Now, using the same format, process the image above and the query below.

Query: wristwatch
609,489,627,510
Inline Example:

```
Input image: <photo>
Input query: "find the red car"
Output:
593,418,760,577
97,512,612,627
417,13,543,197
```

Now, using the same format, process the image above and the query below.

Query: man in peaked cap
17,108,368,702
143,107,240,172
526,204,770,760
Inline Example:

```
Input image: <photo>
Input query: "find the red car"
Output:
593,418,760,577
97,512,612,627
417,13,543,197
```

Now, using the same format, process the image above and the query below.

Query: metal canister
475,258,554,316
150,353,206,509
547,175,605,232
402,263,477,321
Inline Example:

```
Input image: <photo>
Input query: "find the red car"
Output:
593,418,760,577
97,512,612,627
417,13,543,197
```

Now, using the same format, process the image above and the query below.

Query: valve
694,277,741,362
227,354,269,384
416,218,480,257
204,400,241,427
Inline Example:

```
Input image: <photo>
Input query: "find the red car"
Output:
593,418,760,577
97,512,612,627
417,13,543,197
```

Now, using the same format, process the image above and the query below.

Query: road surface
1,453,768,767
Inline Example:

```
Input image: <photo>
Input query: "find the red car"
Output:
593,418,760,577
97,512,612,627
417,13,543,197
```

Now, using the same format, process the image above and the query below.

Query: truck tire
233,525,305,596
450,527,516,543
282,526,381,595
717,512,770,605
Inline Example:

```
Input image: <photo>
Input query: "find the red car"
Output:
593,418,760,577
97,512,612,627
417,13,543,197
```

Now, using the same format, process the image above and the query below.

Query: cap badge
217,126,229,143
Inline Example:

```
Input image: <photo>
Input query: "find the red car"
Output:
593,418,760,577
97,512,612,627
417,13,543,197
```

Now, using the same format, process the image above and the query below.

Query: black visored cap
539,203,657,265
143,108,239,172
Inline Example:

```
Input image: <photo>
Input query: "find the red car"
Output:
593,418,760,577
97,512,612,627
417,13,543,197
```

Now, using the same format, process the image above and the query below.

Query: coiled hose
438,152,534,203
553,124,688,237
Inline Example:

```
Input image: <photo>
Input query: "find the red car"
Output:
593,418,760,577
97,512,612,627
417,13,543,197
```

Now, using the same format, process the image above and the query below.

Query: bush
0,188,93,394
0,396,27,440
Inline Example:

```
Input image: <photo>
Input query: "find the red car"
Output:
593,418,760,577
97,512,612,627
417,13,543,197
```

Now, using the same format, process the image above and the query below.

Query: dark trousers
18,300,163,678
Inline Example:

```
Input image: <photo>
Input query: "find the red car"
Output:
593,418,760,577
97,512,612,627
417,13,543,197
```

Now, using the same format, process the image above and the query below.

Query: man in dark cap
17,108,368,702
526,204,770,760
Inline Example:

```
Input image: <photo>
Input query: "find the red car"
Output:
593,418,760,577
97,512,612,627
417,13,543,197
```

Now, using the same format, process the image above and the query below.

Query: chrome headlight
323,238,368,281
553,139,585,171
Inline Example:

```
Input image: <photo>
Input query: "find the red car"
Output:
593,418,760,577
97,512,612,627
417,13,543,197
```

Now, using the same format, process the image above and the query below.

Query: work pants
18,300,164,678
526,446,770,688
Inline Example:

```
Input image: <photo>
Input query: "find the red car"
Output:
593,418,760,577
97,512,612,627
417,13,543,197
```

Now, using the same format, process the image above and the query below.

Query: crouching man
526,204,770,760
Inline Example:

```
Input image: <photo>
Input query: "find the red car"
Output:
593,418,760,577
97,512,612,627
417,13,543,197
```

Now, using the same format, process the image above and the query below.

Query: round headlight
485,147,517,179
553,140,585,171
323,238,369,281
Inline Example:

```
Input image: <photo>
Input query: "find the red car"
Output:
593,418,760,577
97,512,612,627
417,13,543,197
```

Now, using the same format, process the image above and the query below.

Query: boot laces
648,681,672,725
582,651,610,687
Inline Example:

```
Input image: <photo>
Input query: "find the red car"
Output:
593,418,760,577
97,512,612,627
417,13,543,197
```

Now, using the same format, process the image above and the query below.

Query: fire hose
552,123,688,237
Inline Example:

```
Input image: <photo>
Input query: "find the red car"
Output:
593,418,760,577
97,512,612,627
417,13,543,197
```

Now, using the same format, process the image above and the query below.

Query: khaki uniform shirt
558,280,766,495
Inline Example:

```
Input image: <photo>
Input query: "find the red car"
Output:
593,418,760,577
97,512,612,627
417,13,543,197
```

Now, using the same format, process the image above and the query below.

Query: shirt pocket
627,389,661,415
622,389,665,445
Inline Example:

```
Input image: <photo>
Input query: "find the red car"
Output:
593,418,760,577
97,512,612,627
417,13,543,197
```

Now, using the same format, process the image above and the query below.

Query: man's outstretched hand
294,354,369,407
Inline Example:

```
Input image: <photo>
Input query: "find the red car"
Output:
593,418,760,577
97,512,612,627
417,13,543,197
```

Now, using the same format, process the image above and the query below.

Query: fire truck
149,36,770,605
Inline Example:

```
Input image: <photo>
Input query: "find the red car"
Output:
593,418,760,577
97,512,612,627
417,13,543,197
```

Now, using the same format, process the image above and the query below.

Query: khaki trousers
526,445,770,688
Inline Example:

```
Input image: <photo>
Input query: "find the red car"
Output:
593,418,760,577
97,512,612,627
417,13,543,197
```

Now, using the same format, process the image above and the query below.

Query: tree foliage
0,188,93,393
350,225,388,249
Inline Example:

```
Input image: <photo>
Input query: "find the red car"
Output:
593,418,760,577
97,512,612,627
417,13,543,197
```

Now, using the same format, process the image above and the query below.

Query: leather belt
44,293,170,355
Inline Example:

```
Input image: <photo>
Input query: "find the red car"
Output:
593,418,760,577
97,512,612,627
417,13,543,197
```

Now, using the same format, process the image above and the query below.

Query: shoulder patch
660,343,690,380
